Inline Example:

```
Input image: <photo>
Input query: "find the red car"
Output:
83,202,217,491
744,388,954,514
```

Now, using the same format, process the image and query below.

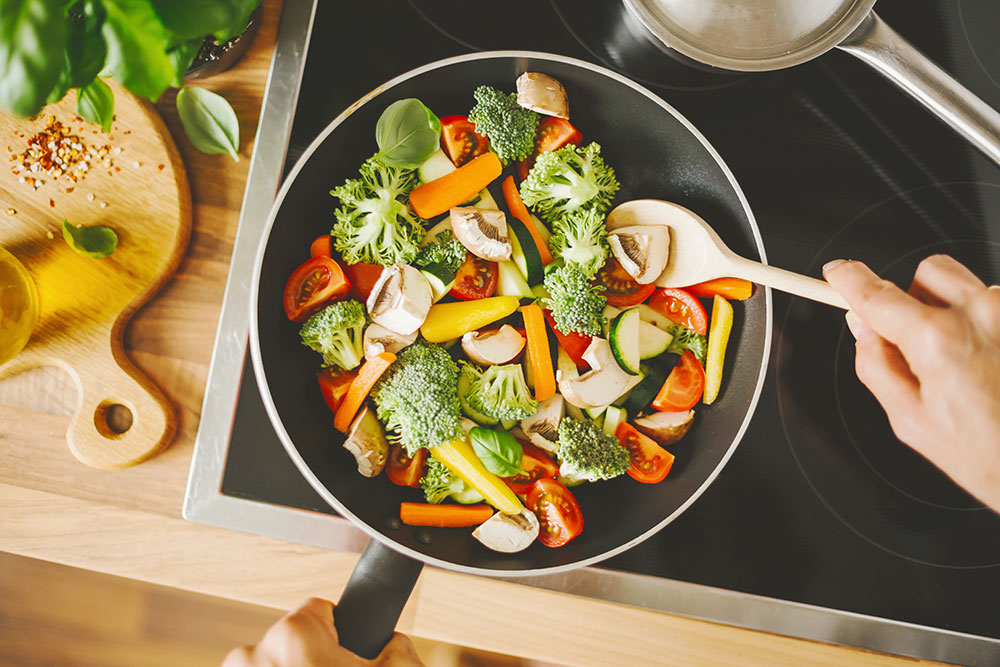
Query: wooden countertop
0,2,948,665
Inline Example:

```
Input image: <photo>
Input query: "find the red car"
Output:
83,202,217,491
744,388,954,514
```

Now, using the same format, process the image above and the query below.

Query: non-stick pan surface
249,52,771,576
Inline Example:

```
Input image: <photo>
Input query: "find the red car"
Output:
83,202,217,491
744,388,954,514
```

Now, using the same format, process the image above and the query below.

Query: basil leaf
213,0,259,43
469,427,523,478
67,0,107,88
76,77,114,133
166,37,201,87
62,220,117,259
0,0,70,116
101,0,175,102
176,86,240,161
375,98,441,169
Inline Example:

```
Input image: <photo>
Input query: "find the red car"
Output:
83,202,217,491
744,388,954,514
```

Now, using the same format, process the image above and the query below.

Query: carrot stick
409,152,502,218
685,277,753,301
399,502,495,528
334,352,395,432
502,176,553,265
521,304,555,401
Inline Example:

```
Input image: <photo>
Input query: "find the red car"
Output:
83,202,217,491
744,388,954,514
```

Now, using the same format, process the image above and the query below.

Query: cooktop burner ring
958,0,1000,96
777,181,1000,569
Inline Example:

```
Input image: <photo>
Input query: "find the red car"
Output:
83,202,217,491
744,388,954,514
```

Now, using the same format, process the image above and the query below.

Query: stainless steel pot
624,0,1000,167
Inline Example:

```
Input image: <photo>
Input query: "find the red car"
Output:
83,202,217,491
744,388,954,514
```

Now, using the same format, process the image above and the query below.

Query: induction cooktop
185,1,1000,664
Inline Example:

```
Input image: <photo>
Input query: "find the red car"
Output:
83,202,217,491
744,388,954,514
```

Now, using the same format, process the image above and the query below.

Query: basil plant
0,0,260,124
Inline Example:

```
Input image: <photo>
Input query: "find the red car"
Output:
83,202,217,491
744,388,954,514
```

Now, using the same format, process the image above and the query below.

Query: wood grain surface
0,1,956,664
0,80,190,469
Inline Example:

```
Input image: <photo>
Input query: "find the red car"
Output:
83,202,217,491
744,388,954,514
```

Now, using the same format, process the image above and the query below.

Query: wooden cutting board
0,80,191,469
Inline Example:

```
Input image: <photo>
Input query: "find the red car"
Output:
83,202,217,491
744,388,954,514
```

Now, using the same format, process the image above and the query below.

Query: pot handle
838,12,1000,167
334,539,424,659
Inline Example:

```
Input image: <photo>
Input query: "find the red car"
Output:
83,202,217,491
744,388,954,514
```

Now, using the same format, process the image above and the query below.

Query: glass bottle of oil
0,246,38,366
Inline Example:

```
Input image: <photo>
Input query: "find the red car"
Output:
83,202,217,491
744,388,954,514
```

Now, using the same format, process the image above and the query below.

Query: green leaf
176,86,239,161
62,220,118,259
151,0,232,40
374,98,441,169
76,77,113,133
166,37,202,87
0,0,70,116
213,0,258,42
66,0,107,88
100,0,175,102
469,427,523,478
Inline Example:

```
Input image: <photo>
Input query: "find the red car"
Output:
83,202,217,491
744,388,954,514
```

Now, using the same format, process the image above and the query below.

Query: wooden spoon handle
728,256,849,309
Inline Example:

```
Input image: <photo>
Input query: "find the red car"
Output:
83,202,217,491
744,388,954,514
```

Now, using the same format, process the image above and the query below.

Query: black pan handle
334,538,424,659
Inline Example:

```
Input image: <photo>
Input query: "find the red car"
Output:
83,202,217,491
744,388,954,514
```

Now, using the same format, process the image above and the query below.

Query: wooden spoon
606,200,848,309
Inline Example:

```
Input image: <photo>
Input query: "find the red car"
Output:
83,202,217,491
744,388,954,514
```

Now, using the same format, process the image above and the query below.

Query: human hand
223,597,424,667
823,255,1000,513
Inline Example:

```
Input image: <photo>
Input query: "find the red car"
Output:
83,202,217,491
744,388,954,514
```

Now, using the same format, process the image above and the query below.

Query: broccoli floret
420,458,464,504
330,157,425,266
667,325,708,364
557,417,629,483
371,341,462,454
461,362,538,422
541,264,606,336
548,207,609,278
519,143,620,223
413,230,466,274
467,86,540,163
299,300,366,370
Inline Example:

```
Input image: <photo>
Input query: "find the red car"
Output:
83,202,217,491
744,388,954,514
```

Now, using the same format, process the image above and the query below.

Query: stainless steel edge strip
182,12,1000,664
183,0,318,523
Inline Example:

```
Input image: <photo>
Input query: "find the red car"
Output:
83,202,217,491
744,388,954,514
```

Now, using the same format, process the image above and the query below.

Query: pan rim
248,49,773,577
622,0,876,72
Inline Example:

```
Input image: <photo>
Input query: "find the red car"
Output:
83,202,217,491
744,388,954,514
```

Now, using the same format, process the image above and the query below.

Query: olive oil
0,247,38,366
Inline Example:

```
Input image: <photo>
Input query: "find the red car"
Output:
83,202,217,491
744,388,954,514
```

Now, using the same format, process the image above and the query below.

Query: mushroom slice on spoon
450,207,512,262
607,225,670,285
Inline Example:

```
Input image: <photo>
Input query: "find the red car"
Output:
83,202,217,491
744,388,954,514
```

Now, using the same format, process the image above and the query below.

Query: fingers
374,632,424,666
851,322,924,444
908,254,986,306
222,646,256,667
824,260,929,354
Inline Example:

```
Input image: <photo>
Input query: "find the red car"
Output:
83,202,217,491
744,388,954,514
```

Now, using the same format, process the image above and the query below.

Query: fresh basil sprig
374,98,441,169
76,77,114,132
469,427,523,478
62,220,118,259
176,86,240,161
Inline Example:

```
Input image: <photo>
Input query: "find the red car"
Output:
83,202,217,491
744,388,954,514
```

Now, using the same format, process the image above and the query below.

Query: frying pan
249,52,771,659
623,0,1000,167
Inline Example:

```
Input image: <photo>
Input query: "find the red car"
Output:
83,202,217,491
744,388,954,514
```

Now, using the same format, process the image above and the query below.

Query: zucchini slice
609,307,641,375
507,213,544,285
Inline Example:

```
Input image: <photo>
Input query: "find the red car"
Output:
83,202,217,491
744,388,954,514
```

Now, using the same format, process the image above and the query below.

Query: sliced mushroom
450,207,511,261
461,325,525,366
363,323,418,360
559,337,636,409
634,410,695,446
607,225,670,285
342,405,388,477
472,508,540,553
516,72,569,119
366,263,433,335
520,394,564,454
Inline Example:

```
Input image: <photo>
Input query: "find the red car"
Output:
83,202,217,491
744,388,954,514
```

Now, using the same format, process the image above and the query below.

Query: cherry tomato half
594,257,657,307
283,256,351,322
343,262,384,302
649,287,708,335
517,117,583,181
615,422,675,484
527,478,584,548
440,115,490,167
542,309,591,371
505,441,560,495
317,367,356,415
652,350,705,412
386,443,427,487
310,234,332,258
449,252,498,300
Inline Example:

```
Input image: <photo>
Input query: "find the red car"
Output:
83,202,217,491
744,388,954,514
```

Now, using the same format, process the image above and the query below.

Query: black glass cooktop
222,0,1000,641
